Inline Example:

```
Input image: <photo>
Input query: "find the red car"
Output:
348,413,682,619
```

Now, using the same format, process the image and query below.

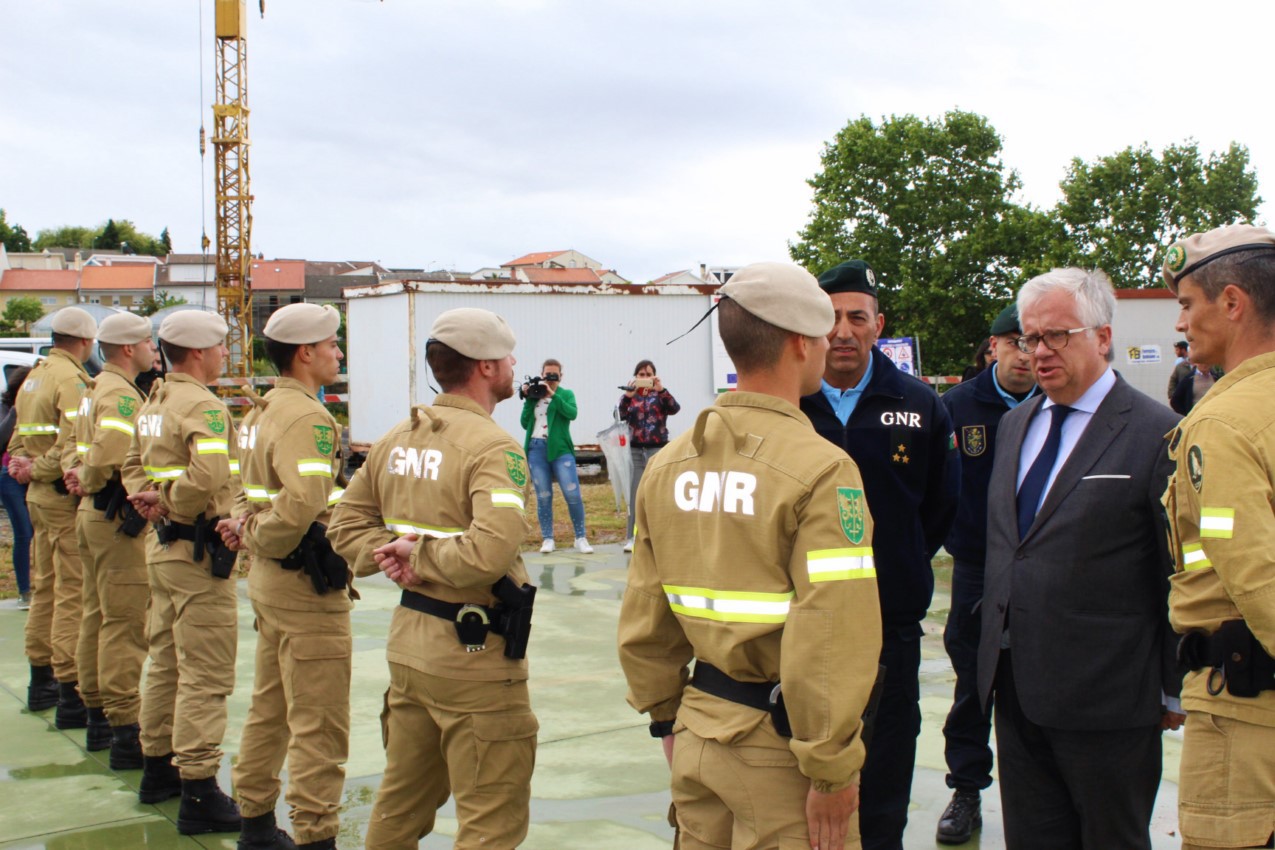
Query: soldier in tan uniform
122,310,242,835
9,307,96,725
222,303,350,850
63,312,156,766
328,307,538,850
1161,224,1275,850
618,262,884,850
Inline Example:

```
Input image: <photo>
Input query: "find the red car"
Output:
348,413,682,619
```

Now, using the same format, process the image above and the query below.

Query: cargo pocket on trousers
472,712,539,790
291,634,352,707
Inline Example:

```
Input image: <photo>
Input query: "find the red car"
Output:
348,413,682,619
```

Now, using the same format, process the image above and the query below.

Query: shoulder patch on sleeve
313,424,335,455
117,396,138,417
505,450,528,487
837,487,867,544
202,409,227,434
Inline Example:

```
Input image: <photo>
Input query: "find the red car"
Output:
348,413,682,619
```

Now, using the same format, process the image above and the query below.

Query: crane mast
213,0,253,377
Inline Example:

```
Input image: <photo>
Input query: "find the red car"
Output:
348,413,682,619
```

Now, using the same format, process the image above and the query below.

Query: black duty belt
155,520,199,545
398,582,536,661
399,590,503,632
690,661,777,713
1179,619,1275,698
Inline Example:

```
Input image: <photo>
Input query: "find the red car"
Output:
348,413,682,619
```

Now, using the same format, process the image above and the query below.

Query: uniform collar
1195,349,1275,404
715,390,808,423
101,362,142,393
272,376,319,400
47,347,90,377
989,366,1037,409
434,393,494,420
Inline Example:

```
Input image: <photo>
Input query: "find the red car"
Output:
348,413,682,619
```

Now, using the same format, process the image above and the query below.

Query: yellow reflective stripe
327,487,344,506
662,584,792,624
491,488,525,510
195,439,229,455
806,547,877,582
296,460,334,477
99,418,136,436
1181,543,1212,571
145,465,186,480
229,459,240,475
1200,507,1235,539
63,409,78,421
76,442,90,455
383,518,463,539
18,423,58,434
242,485,280,503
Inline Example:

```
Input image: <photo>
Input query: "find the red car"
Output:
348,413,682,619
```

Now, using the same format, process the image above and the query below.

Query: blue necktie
1017,404,1073,539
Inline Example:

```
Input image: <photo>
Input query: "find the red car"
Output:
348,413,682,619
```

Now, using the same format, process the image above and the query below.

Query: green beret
989,305,1020,336
817,259,877,297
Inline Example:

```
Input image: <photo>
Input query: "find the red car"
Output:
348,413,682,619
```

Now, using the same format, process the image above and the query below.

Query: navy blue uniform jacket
801,347,961,630
941,367,1020,567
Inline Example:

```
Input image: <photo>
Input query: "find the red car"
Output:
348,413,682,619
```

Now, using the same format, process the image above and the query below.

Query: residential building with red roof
79,264,156,309
0,269,80,312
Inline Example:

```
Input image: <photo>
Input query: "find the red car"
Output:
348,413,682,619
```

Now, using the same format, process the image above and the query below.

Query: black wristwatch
649,720,674,738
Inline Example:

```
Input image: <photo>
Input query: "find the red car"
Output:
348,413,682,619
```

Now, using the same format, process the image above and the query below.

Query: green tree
1049,140,1261,288
33,225,97,251
790,110,1042,375
159,227,173,255
94,219,123,250
0,209,33,252
137,290,188,317
3,297,45,334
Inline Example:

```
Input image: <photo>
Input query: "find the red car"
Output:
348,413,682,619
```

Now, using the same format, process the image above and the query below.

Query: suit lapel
1026,377,1132,539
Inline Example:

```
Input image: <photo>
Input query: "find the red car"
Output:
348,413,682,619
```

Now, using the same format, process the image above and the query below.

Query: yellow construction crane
212,0,254,378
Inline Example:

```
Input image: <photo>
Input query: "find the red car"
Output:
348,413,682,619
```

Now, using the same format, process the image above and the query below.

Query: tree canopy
0,209,33,253
790,111,1263,374
2,297,44,334
32,218,172,257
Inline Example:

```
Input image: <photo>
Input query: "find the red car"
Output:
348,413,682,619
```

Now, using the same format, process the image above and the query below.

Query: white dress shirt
1015,367,1116,513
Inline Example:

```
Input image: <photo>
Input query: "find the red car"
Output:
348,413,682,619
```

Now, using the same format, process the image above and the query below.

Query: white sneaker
574,537,594,554
539,539,555,554
623,539,634,553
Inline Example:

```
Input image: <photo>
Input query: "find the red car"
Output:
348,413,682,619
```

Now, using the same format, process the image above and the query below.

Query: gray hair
1017,267,1117,329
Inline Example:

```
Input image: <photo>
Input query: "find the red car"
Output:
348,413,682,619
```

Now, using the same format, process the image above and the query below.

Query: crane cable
198,0,209,259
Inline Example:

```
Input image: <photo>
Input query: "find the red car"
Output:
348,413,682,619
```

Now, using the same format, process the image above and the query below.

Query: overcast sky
3,0,1272,283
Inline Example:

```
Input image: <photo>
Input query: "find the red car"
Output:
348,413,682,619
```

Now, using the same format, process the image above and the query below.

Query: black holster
490,576,536,660
1179,620,1275,698
94,479,147,537
156,513,234,579
397,576,537,660
280,522,348,596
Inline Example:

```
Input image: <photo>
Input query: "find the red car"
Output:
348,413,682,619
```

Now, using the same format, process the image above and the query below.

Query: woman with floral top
618,359,681,552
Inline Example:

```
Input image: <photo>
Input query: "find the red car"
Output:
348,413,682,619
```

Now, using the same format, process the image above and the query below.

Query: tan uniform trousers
671,723,860,850
366,663,538,850
24,502,83,682
74,509,149,723
138,540,238,778
233,599,352,844
1180,712,1275,849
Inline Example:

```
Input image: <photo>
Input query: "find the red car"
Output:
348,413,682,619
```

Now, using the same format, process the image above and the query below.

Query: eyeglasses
1014,326,1097,354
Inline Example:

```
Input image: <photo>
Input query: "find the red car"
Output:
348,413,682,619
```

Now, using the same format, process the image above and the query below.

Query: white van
0,337,102,376
0,350,42,387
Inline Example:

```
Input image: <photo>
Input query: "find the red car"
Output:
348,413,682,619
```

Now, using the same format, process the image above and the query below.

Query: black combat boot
138,753,182,804
936,789,982,845
109,723,143,771
177,776,242,835
297,840,336,850
237,812,297,850
26,664,58,712
54,682,87,729
85,707,112,751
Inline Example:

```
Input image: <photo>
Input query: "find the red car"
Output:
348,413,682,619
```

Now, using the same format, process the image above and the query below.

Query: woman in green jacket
520,359,592,553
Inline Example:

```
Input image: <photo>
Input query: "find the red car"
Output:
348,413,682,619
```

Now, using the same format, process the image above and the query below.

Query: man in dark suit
977,267,1185,850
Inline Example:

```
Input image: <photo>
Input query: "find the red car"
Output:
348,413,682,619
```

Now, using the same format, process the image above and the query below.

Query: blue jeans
527,439,586,540
626,445,662,539
0,467,32,595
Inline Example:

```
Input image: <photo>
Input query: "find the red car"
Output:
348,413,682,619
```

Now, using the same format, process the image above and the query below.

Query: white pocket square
1082,474,1131,480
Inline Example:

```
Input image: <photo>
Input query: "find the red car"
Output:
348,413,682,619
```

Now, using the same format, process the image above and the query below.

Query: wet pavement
0,545,1185,848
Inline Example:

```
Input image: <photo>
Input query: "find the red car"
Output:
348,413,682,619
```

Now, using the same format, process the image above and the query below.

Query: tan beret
1162,224,1275,292
262,303,341,344
49,307,97,340
158,310,229,349
428,308,516,360
96,312,153,345
719,262,834,337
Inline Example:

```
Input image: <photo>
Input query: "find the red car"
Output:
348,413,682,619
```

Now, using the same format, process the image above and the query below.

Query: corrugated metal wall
349,287,718,447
